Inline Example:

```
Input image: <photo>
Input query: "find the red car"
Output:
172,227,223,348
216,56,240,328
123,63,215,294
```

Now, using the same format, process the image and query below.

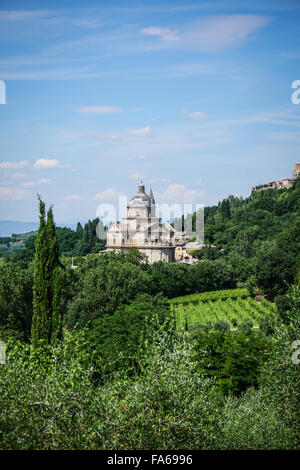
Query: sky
0,0,300,224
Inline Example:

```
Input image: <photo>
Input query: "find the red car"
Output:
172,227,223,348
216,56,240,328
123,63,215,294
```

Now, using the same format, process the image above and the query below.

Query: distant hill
0,220,39,237
0,220,79,237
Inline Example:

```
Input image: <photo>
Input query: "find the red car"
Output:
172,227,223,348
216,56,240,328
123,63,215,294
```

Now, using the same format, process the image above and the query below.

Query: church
106,182,176,263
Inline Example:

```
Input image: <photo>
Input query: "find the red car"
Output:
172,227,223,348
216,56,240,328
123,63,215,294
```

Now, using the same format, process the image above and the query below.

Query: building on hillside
293,163,300,179
106,182,176,264
175,241,217,263
252,163,300,192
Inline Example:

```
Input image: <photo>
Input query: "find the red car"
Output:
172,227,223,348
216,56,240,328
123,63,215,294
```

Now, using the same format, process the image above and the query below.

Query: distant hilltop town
252,163,300,192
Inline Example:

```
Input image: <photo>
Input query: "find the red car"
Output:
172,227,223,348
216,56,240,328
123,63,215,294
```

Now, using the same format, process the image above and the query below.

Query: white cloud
94,188,124,201
0,160,29,170
157,184,204,203
20,181,35,188
76,106,122,114
158,63,223,79
132,154,161,162
131,173,145,181
181,15,270,52
127,126,151,137
136,155,150,160
4,172,27,179
182,110,209,120
38,178,51,185
0,10,50,21
64,194,80,200
149,177,169,184
95,133,122,141
0,10,102,29
0,186,29,200
267,131,300,143
141,26,179,42
140,15,269,52
33,158,69,169
0,69,108,81
19,178,52,188
244,114,300,128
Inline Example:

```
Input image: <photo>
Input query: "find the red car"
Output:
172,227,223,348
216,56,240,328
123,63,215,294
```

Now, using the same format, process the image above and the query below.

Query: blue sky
0,0,300,224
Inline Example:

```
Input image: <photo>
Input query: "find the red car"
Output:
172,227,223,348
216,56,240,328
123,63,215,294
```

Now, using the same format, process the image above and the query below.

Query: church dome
128,182,151,207
129,193,150,206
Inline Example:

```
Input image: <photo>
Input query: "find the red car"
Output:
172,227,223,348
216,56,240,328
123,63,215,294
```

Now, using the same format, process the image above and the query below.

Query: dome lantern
138,181,145,194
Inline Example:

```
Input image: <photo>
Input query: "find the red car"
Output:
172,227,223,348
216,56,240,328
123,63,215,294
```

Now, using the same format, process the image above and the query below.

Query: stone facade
106,183,175,264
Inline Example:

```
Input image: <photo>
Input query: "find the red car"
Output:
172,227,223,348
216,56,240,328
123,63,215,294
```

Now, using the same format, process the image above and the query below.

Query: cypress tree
46,205,62,344
184,314,188,332
31,196,61,347
76,222,83,233
80,225,90,255
31,196,50,346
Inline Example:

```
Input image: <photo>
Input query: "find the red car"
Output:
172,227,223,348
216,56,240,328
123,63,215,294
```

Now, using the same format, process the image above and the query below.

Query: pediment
139,221,159,232
108,223,120,232
161,222,174,233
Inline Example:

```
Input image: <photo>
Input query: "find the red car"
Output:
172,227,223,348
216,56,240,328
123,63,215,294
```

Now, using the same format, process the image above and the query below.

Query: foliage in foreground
193,329,271,395
0,309,299,450
88,293,173,375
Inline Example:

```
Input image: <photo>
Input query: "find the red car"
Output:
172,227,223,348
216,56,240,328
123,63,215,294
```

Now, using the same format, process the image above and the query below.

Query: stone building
293,163,300,179
106,182,175,263
252,163,300,192
175,241,217,263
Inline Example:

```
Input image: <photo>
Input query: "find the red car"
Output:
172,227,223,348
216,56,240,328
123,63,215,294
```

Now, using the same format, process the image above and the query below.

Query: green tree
8,235,36,269
31,197,62,346
65,251,154,329
255,239,296,295
76,222,83,233
194,329,270,395
220,198,231,221
89,293,172,374
0,262,33,340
